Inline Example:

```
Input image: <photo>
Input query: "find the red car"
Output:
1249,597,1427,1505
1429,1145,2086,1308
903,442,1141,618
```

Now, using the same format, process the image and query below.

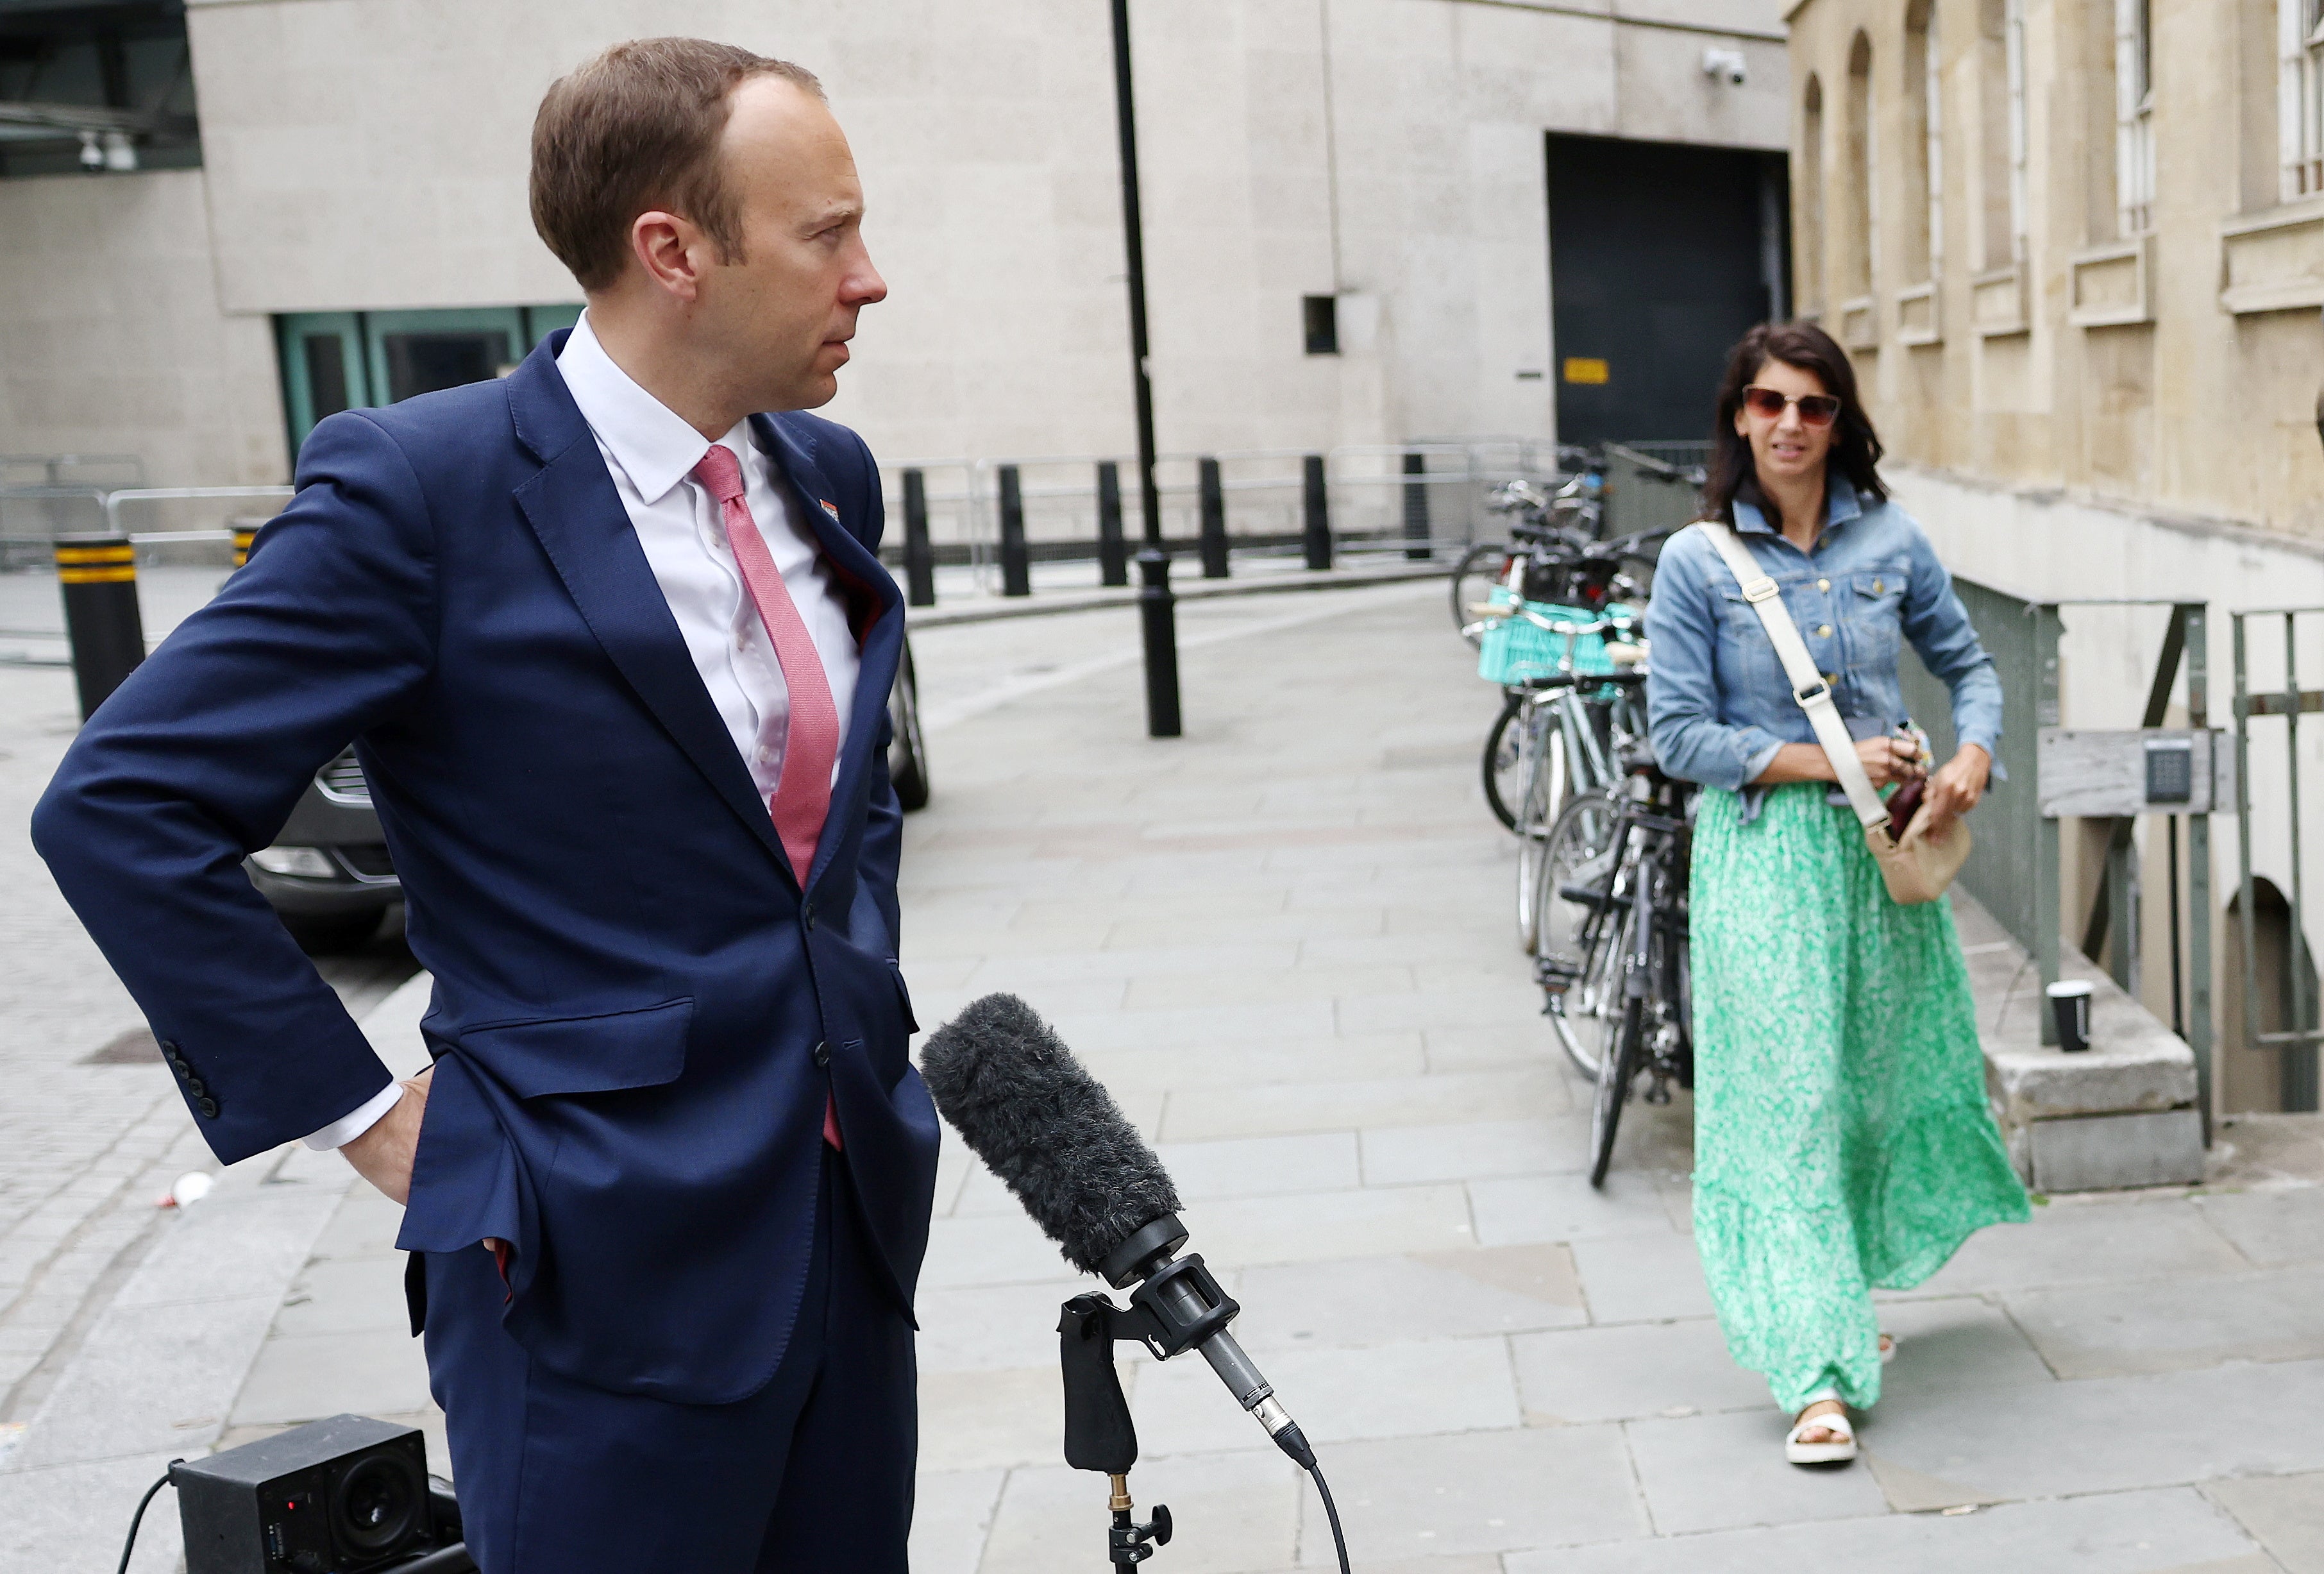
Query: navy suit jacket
32,332,940,1404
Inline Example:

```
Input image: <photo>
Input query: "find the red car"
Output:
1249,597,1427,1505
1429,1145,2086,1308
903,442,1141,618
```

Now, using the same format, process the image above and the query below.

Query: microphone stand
1057,1294,1182,1568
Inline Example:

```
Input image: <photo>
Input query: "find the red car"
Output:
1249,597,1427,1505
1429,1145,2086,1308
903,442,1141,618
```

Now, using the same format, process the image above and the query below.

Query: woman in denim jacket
1646,322,2028,1468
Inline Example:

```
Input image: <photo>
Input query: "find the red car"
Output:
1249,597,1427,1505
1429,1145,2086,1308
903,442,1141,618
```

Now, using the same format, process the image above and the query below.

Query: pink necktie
691,444,841,884
691,444,845,1152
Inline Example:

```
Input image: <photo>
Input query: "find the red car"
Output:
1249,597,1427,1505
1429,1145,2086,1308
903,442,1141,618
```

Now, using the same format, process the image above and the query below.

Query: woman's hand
1919,743,1991,837
1753,736,1929,787
1854,734,1927,790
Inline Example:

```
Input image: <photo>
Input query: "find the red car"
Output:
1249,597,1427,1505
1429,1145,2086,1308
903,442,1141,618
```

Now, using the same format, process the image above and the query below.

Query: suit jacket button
813,1041,830,1068
183,1078,206,1097
197,1097,220,1119
801,902,816,931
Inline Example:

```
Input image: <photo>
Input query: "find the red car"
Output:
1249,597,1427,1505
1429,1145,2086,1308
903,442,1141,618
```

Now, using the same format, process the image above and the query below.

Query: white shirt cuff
301,1080,404,1151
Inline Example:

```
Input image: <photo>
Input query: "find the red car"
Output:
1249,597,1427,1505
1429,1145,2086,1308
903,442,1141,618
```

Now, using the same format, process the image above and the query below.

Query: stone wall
3,0,1789,486
0,169,286,487
1785,0,2324,545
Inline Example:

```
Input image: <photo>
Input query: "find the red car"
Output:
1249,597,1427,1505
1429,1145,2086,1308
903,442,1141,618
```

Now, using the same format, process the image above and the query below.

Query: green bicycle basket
1476,589,1637,687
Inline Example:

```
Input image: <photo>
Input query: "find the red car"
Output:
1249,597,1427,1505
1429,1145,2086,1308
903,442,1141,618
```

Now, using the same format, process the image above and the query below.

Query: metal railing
2232,607,2323,1108
1899,578,2065,1026
0,489,289,663
1902,586,2230,1128
1,452,144,488
875,439,1571,596
1600,443,1709,539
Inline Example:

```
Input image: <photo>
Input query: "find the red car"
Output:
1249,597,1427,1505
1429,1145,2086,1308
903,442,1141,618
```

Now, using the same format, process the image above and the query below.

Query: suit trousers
421,1150,917,1573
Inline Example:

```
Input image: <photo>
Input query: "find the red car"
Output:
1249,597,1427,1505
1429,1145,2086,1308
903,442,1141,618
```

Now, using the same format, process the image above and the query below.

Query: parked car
247,637,931,951
244,747,401,953
888,636,929,811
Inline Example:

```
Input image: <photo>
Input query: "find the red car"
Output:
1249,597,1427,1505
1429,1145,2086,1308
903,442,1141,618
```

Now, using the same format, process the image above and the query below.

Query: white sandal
1880,1332,1896,1364
1785,1405,1857,1466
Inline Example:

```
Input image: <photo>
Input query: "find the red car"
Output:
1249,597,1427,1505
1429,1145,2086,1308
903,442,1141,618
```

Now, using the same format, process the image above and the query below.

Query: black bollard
55,532,145,720
902,468,936,607
1096,462,1129,588
1138,548,1181,736
997,464,1031,597
1301,453,1332,571
1402,451,1431,560
1197,458,1229,579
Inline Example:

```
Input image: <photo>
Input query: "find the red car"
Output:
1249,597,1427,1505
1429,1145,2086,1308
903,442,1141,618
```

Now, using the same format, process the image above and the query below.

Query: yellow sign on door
1563,357,1610,385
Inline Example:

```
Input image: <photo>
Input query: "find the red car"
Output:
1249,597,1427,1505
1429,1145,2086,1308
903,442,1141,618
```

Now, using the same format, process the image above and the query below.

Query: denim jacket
1644,477,2003,813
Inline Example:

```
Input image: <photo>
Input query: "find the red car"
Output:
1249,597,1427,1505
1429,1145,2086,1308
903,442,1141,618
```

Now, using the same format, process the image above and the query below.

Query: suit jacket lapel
752,414,904,894
508,343,795,883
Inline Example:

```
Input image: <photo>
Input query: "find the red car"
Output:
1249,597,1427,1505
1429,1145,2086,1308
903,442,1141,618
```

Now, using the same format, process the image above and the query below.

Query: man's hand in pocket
342,1065,432,1205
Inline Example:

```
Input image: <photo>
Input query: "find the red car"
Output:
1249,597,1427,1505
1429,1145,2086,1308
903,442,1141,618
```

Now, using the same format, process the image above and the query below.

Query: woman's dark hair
1701,321,1887,523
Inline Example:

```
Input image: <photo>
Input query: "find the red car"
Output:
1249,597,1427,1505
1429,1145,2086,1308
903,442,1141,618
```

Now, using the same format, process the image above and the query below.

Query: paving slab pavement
15,578,2324,1571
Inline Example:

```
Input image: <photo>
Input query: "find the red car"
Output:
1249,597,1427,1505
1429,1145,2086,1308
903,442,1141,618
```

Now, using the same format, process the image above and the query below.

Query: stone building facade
0,0,1790,486
1785,0,2324,1110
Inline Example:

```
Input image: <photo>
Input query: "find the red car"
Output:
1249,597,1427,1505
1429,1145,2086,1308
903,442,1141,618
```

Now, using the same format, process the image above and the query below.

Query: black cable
1306,1460,1352,1574
117,1462,181,1574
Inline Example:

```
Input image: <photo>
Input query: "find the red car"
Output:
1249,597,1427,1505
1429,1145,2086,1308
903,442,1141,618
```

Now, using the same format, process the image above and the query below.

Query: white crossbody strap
1696,523,1889,830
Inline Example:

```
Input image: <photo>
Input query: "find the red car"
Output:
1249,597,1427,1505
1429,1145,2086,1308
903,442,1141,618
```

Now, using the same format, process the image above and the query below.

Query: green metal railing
2232,607,2322,1109
1899,580,2064,1031
1902,586,2221,1129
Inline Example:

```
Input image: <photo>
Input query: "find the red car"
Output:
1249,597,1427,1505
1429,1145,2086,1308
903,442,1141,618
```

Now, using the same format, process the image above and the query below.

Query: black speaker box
174,1413,463,1574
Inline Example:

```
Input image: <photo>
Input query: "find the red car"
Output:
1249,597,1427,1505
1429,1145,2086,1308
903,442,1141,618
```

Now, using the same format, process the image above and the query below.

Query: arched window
1906,0,1944,280
1845,31,1878,300
1801,74,1826,313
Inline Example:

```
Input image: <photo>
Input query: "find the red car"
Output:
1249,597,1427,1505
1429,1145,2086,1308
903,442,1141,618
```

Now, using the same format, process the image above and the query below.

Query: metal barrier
1901,588,2227,1114
1900,579,2065,1033
873,439,1570,599
1,453,144,488
2232,607,2323,1108
1601,443,1708,539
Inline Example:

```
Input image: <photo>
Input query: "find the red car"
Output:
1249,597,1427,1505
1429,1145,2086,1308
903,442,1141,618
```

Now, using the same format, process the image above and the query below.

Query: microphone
919,992,1316,1467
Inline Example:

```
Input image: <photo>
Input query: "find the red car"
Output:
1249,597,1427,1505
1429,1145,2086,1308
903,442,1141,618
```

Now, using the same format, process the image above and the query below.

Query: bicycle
1531,733,1696,1187
1474,611,1647,949
1450,466,1605,645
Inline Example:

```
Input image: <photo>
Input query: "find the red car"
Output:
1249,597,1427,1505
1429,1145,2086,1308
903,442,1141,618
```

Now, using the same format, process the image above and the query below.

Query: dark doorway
383,331,511,403
1547,135,1789,448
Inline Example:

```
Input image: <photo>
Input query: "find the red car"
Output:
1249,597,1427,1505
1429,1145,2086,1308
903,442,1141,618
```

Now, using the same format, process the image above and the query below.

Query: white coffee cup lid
2045,980,2095,999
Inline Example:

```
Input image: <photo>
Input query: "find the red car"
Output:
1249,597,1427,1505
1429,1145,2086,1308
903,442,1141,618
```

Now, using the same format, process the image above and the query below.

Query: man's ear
630,209,706,303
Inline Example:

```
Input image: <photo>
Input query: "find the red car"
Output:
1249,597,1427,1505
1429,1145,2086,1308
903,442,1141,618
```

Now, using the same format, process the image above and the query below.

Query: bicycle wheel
1536,793,1623,1079
1588,994,1643,1188
1513,725,1567,951
1481,693,1524,831
1451,543,1509,644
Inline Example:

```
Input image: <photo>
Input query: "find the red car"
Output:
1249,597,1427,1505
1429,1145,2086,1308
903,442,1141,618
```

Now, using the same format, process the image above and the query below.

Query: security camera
1703,47,1748,86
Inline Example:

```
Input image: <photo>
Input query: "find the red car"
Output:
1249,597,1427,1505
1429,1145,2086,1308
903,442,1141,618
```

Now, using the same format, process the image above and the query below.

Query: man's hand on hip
342,1065,432,1205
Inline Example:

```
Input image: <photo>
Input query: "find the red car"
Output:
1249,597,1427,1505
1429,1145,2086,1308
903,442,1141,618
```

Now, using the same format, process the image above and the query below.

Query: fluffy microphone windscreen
918,992,1181,1276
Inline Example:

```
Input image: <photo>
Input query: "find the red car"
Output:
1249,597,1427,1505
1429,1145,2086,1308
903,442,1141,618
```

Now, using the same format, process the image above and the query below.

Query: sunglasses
1740,386,1842,426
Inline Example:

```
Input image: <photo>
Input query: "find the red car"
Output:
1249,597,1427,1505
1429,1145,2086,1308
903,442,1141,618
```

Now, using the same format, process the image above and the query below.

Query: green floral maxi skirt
1689,783,2030,1413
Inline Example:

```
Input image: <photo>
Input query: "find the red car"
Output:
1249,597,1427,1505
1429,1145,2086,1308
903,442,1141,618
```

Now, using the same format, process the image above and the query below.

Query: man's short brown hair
531,38,823,292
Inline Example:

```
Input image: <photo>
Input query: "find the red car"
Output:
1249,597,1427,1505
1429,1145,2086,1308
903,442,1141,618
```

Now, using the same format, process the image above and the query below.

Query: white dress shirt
305,310,863,1151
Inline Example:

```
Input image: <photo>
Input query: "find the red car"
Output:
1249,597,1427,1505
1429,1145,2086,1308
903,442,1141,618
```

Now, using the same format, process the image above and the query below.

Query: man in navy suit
33,38,938,1572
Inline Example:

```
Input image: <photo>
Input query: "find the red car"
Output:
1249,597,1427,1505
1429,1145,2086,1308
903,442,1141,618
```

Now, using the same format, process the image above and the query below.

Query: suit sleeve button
813,1041,830,1068
197,1098,220,1119
183,1078,206,1097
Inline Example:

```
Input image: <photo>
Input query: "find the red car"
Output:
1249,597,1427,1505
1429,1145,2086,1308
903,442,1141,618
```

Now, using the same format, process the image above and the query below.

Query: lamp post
1108,0,1182,738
